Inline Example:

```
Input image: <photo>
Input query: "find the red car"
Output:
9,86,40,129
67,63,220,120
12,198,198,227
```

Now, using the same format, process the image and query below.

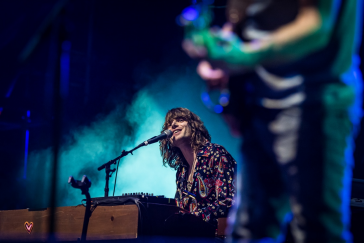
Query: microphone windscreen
164,130,173,138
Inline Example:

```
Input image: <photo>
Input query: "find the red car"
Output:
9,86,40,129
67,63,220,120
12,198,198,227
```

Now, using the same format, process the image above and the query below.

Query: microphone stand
68,175,92,242
97,143,145,197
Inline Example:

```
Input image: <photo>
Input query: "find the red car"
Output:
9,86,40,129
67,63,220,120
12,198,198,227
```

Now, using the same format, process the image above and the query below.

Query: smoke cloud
25,64,241,208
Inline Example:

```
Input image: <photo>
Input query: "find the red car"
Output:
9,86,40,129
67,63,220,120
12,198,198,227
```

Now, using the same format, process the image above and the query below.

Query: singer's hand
178,208,190,215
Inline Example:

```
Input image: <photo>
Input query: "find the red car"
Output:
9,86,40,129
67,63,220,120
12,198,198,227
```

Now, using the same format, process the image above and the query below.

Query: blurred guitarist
182,0,363,242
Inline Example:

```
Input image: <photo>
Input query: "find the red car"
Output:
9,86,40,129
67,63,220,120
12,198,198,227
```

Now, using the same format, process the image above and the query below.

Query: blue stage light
23,110,30,179
182,7,199,21
201,92,210,102
214,105,223,114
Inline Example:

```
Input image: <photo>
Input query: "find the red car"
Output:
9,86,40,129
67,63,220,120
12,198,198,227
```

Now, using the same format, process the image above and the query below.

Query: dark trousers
231,82,359,243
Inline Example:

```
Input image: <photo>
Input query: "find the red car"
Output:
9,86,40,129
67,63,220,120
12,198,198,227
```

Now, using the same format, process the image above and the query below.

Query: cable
112,158,121,196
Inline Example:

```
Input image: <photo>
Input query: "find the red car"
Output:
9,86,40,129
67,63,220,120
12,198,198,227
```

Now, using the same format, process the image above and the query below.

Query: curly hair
159,108,211,170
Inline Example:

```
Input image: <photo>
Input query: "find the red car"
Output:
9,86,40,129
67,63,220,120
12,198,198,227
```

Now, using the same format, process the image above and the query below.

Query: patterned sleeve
197,146,237,224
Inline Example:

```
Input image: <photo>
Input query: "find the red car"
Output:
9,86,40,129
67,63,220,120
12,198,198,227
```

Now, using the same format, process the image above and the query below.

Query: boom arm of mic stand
97,143,145,171
97,143,145,197
97,150,128,171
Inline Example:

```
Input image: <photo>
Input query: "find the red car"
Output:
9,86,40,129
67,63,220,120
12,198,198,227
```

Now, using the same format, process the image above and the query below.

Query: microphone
141,130,173,146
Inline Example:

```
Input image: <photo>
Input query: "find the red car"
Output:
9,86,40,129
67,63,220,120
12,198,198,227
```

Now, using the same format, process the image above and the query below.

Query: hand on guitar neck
197,60,229,91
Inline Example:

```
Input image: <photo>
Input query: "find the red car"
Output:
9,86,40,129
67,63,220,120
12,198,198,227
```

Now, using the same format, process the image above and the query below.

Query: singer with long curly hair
160,107,237,225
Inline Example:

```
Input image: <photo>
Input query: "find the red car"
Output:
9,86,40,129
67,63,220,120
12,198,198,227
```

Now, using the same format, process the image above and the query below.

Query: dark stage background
0,0,364,210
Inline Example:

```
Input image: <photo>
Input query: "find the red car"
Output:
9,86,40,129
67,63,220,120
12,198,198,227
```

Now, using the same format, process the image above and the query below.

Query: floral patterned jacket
175,142,237,225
